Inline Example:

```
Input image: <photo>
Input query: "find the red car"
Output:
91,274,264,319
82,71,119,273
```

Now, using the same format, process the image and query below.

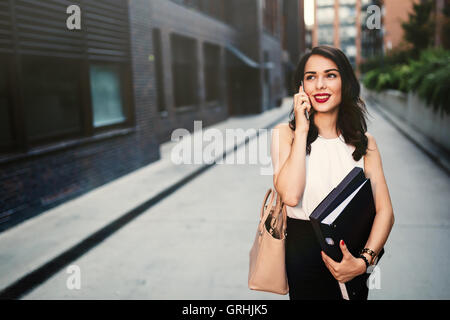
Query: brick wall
0,0,161,233
0,0,286,232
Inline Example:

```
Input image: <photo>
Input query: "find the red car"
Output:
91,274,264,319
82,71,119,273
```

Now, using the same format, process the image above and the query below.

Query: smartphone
300,80,311,121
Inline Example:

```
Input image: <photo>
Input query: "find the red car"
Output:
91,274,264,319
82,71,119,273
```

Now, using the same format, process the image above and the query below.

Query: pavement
0,93,449,300
0,98,291,299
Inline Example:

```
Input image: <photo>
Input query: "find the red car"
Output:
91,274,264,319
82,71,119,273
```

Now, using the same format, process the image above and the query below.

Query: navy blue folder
309,167,384,300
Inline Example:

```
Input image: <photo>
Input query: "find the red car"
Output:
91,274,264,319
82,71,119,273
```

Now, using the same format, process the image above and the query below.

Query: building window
203,42,221,103
318,27,334,45
317,7,335,24
317,0,335,6
340,0,356,5
339,6,356,24
171,33,198,108
152,28,166,113
89,64,126,128
0,56,12,148
21,56,82,142
0,0,134,155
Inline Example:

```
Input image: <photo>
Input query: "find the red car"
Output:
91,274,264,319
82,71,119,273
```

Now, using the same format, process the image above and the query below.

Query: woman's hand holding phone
294,81,313,134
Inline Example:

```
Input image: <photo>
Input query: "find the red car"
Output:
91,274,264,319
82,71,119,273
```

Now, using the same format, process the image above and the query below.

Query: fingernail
340,240,345,246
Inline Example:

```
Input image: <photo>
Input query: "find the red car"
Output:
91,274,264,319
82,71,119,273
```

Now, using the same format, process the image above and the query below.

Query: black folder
309,167,384,300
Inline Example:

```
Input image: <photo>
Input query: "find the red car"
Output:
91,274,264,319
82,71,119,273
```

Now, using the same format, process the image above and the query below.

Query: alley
22,99,450,300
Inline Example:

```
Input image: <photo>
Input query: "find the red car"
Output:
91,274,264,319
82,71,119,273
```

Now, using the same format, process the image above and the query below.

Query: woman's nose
315,76,327,90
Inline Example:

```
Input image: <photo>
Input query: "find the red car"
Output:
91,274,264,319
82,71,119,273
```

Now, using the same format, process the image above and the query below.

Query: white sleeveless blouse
284,133,364,221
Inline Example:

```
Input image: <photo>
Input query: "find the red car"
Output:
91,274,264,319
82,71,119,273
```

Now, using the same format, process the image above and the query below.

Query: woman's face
303,54,342,113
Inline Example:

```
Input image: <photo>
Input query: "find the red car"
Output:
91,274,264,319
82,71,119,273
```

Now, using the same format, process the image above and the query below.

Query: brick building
0,0,291,232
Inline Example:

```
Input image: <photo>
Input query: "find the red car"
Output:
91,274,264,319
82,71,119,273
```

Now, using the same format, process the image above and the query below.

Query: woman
271,46,395,300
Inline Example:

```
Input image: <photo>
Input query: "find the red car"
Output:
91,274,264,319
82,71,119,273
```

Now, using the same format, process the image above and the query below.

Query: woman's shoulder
363,132,384,179
363,132,381,169
364,132,378,153
273,122,291,131
273,122,294,142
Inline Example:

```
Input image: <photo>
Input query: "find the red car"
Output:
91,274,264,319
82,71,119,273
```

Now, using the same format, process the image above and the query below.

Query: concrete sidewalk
2,90,448,299
0,99,292,297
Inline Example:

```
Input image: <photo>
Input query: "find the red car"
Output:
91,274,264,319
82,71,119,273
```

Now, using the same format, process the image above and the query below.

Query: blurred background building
313,0,384,71
361,0,384,59
0,0,306,232
383,0,419,52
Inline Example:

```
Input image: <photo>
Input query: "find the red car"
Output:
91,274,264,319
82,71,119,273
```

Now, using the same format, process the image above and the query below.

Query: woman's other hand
321,240,367,283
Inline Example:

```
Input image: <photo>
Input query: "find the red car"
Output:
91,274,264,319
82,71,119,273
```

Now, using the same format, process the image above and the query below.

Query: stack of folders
310,167,384,300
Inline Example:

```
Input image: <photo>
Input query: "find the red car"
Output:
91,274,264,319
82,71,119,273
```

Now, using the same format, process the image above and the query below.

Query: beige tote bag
248,188,289,295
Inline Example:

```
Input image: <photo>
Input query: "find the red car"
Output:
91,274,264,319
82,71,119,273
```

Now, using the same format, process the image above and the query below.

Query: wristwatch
360,248,377,265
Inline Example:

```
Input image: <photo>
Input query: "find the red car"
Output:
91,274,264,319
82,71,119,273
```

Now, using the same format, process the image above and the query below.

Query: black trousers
285,216,346,300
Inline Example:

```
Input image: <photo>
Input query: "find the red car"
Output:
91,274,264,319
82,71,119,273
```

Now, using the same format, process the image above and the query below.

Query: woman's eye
305,74,336,81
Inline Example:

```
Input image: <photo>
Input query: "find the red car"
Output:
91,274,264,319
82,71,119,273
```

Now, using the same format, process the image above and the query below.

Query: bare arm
361,132,395,262
271,124,308,206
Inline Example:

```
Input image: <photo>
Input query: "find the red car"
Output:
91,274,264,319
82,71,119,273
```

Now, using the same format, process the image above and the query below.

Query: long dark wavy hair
289,45,371,161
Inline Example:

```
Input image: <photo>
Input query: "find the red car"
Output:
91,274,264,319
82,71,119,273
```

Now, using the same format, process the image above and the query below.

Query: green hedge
362,48,450,115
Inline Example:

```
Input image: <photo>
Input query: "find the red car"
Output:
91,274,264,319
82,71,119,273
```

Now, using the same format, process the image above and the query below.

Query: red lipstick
313,94,331,103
